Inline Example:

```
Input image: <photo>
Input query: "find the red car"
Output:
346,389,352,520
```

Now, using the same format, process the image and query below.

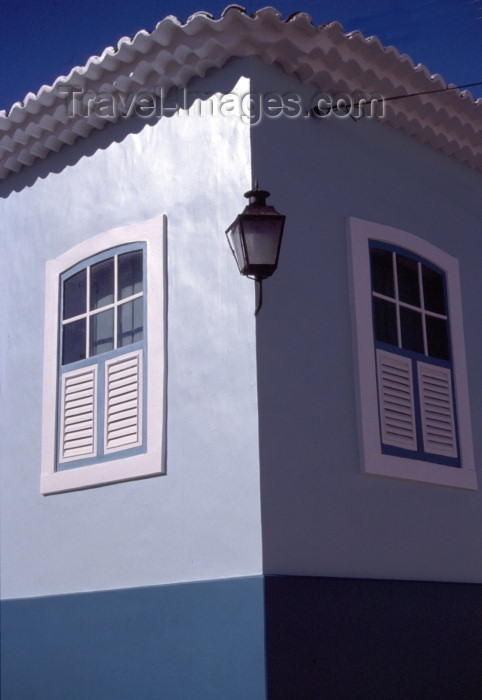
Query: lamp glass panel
227,222,247,273
241,218,282,265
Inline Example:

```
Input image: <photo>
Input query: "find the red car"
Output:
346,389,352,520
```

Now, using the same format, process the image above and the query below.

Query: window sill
362,452,478,490
41,450,164,494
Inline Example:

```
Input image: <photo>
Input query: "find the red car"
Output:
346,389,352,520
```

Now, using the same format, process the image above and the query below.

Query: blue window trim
369,240,460,468
56,243,147,472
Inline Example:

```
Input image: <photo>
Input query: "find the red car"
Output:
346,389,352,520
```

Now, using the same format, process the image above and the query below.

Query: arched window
348,218,477,490
59,246,145,464
41,216,166,494
370,243,458,465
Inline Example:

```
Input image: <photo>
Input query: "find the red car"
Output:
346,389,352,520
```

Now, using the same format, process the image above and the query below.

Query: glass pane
90,258,114,310
62,319,86,364
400,307,424,353
397,255,420,307
118,298,143,347
242,219,282,265
227,224,246,274
90,309,114,356
373,297,398,346
63,269,86,320
118,250,143,299
426,316,449,360
370,248,394,297
422,265,446,314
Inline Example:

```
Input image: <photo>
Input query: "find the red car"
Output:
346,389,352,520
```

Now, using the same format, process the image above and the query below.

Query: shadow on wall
264,575,482,699
0,57,252,198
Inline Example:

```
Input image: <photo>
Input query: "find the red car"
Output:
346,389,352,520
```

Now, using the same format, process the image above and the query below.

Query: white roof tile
0,5,480,179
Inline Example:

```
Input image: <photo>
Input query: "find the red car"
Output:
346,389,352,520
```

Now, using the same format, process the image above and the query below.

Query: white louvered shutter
59,366,97,461
104,350,142,453
417,361,457,458
376,350,417,451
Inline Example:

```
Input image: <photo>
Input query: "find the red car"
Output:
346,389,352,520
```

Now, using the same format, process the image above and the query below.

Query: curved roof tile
0,5,481,179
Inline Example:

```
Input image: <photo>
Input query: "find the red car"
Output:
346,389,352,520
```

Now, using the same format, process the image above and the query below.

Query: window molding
41,214,166,494
347,217,477,490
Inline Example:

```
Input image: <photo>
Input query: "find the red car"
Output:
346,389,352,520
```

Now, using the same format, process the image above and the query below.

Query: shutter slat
108,383,138,399
108,426,138,440
64,387,93,401
64,396,95,411
62,445,95,458
376,350,417,450
64,435,94,448
64,416,93,428
109,366,138,383
63,426,93,439
109,387,138,406
63,405,94,418
106,433,140,448
104,351,142,452
107,406,138,420
63,373,95,388
108,357,138,374
108,417,138,432
107,399,138,415
60,367,97,461
418,362,457,458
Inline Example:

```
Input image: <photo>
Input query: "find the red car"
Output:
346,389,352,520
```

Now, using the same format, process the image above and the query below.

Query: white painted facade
1,51,482,603
249,59,482,584
1,71,263,599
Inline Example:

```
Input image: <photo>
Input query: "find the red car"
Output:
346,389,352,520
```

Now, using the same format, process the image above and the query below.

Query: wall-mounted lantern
225,182,285,315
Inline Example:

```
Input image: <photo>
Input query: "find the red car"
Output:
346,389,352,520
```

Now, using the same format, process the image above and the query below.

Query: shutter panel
60,366,97,461
376,350,417,450
418,361,457,458
104,350,142,453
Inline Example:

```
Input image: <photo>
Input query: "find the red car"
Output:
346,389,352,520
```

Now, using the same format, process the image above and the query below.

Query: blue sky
1,0,481,111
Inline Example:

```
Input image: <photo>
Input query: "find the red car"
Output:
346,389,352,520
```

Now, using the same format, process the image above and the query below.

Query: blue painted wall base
1,577,266,700
3,575,482,699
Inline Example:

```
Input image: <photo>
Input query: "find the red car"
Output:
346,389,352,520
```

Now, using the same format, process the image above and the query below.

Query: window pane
90,309,114,356
422,265,446,315
62,319,86,364
63,269,86,320
90,258,114,310
397,255,420,307
373,297,398,346
426,316,449,360
400,307,424,354
370,248,394,297
118,250,143,299
118,298,143,347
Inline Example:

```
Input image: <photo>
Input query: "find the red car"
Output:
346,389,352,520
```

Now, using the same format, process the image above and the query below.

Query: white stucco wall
0,69,263,598
2,55,481,597
249,60,482,584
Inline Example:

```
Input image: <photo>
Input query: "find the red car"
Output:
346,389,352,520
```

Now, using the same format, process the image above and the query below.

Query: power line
311,80,482,120
382,81,482,103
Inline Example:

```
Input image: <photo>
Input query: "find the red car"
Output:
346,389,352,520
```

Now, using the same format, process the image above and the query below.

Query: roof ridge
0,5,480,178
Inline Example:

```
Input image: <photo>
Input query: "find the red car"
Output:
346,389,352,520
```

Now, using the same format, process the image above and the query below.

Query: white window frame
41,214,166,494
348,217,477,490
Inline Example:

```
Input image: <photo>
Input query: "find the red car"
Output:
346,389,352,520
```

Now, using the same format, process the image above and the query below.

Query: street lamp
226,182,285,315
